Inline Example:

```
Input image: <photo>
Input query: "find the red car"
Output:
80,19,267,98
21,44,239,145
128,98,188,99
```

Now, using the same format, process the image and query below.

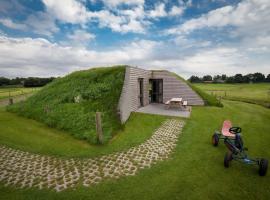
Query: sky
0,0,269,78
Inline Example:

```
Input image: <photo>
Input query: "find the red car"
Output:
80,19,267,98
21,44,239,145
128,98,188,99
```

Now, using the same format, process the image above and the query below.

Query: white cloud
169,5,184,16
42,0,89,24
68,30,95,41
101,0,144,7
40,0,147,34
0,36,160,77
25,12,59,36
148,3,167,18
0,18,27,30
167,0,270,36
1,35,269,79
67,30,95,46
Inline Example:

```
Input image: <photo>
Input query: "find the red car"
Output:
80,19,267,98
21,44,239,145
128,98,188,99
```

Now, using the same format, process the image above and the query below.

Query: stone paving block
0,119,184,192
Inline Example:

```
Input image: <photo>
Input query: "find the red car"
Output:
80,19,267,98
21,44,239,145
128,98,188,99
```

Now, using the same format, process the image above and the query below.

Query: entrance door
138,78,144,107
149,79,163,103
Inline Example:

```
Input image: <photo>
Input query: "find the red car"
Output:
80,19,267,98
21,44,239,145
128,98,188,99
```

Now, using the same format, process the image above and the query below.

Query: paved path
0,119,184,192
136,103,191,118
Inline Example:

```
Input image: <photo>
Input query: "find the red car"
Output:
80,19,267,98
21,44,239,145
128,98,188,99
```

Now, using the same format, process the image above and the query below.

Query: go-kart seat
222,120,236,138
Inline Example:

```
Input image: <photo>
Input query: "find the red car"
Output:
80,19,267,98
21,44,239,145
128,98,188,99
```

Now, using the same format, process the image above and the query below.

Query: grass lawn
0,107,168,158
0,100,269,200
0,87,40,99
194,83,270,107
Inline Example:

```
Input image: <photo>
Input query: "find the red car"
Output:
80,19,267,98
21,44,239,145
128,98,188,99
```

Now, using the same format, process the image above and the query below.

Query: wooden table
166,98,183,109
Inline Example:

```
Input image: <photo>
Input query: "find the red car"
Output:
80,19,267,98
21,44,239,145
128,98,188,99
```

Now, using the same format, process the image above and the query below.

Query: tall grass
7,66,126,144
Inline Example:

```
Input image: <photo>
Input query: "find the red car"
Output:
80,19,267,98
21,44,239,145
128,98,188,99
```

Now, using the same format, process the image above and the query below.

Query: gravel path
0,119,184,192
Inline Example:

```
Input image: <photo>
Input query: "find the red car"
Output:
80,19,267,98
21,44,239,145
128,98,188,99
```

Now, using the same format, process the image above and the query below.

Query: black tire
212,133,219,146
259,159,268,176
224,151,233,168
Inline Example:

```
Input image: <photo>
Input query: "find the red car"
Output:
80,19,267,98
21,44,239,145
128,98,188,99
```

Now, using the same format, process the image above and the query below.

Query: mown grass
1,100,269,200
0,107,167,158
0,87,40,99
7,66,126,144
195,83,270,108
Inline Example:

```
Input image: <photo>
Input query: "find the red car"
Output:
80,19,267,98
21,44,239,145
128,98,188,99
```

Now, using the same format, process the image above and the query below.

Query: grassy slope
0,107,168,158
7,66,125,144
195,83,270,108
172,73,223,107
1,100,270,200
0,87,40,99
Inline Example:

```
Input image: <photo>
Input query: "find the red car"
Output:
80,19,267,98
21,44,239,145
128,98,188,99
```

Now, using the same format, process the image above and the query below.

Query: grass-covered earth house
7,66,126,144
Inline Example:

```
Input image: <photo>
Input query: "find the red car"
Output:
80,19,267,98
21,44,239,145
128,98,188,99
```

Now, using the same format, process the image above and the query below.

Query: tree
213,75,223,83
225,76,235,83
243,74,253,83
234,74,243,83
221,74,227,81
266,74,270,82
0,77,10,86
253,72,265,82
189,75,202,83
202,75,212,81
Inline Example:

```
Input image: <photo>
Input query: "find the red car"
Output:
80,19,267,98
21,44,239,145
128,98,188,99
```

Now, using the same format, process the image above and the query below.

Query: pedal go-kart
212,120,239,146
212,120,268,176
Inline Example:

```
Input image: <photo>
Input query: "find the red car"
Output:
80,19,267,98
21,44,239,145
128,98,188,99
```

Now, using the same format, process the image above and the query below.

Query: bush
7,66,126,144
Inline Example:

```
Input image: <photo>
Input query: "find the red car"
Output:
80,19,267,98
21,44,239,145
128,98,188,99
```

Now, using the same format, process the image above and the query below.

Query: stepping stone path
0,119,184,192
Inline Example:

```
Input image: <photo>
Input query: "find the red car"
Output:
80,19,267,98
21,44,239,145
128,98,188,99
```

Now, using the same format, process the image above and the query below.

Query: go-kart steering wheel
229,127,242,134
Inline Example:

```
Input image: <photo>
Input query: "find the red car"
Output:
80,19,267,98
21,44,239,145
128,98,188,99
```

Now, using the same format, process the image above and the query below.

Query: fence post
95,112,103,144
9,98,13,105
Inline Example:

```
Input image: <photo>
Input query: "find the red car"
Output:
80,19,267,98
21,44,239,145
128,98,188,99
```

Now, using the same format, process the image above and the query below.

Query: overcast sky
0,0,269,78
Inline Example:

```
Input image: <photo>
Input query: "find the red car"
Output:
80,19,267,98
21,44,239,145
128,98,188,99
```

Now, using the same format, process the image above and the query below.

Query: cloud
0,18,27,30
166,0,270,36
42,0,89,24
25,12,59,36
168,5,184,16
148,3,167,18
101,0,144,7
67,30,95,46
0,36,160,77
68,30,95,41
41,0,147,34
1,35,269,79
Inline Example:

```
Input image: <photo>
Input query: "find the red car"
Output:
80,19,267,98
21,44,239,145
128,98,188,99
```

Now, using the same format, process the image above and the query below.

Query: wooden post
9,98,13,105
95,112,103,144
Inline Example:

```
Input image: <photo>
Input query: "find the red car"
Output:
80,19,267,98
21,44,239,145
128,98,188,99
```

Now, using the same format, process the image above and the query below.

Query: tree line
189,73,270,83
0,77,56,87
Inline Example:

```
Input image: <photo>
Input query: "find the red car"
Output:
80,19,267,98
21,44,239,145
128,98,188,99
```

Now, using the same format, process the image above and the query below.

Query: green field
0,87,40,99
194,83,270,107
1,100,269,200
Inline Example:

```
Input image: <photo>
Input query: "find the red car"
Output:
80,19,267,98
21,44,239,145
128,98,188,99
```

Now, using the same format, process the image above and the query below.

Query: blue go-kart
212,120,268,176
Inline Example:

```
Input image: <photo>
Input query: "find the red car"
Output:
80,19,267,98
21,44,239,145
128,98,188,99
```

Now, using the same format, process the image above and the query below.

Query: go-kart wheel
212,133,219,146
224,151,233,168
259,159,268,176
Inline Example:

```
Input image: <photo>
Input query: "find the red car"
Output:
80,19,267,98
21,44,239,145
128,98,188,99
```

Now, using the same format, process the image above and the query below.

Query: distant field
194,83,270,107
0,87,41,99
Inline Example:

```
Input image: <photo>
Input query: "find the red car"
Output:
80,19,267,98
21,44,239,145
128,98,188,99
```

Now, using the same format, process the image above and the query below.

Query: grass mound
7,66,126,144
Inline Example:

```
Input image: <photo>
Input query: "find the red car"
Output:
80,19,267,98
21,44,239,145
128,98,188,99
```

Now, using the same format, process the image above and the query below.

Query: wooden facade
118,66,204,123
